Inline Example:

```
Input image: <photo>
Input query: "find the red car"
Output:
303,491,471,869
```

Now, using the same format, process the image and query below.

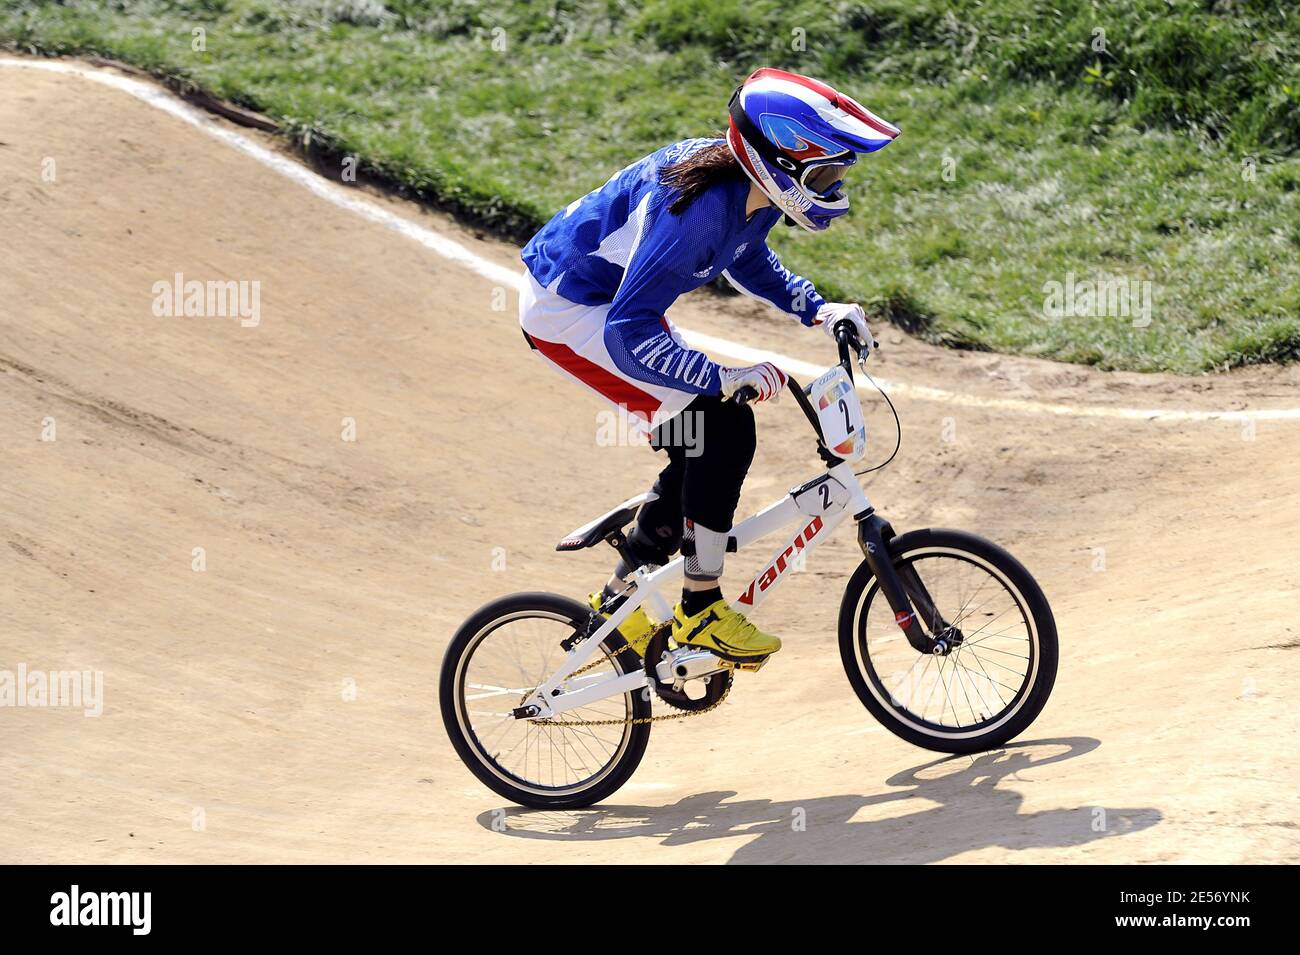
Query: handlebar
729,320,898,473
833,320,874,379
731,321,874,408
728,320,880,467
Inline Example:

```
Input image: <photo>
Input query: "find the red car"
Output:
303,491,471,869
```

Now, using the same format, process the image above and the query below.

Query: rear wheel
838,528,1058,753
440,592,651,808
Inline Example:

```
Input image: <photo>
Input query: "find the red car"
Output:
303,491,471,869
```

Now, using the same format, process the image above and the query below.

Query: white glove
815,302,874,353
719,361,787,403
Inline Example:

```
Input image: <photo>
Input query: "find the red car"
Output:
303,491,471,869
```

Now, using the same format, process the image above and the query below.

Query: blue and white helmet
726,68,900,232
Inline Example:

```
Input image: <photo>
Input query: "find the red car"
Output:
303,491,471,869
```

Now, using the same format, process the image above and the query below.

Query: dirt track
2,61,1298,864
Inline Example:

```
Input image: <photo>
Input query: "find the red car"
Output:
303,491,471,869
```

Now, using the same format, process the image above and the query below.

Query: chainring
643,624,732,712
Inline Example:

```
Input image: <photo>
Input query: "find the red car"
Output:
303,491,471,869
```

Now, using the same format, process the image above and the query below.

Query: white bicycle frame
518,460,874,720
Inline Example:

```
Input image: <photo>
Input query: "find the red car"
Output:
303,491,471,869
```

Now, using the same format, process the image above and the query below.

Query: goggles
801,160,854,198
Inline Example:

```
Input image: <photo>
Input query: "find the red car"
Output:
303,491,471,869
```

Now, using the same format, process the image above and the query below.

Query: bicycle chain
527,622,732,728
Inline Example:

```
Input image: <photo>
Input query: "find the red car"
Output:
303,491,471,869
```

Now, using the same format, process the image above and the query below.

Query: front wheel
838,528,1058,754
440,592,651,809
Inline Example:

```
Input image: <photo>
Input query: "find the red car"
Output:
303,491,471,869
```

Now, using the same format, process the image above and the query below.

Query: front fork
856,510,958,655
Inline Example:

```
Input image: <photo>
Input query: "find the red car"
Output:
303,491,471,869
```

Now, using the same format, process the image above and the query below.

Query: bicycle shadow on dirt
476,737,1160,863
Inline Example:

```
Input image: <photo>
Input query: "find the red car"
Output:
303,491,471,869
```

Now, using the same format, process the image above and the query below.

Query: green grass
3,0,1298,373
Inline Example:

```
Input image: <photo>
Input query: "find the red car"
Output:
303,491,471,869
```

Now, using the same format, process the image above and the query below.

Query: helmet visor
802,161,853,198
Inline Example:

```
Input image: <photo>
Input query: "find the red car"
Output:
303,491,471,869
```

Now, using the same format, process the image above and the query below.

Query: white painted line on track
5,57,1297,424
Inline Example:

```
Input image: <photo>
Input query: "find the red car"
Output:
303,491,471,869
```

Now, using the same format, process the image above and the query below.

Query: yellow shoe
671,599,781,663
588,592,656,658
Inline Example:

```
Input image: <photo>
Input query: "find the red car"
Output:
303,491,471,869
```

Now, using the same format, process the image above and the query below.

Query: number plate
791,474,850,516
807,366,867,462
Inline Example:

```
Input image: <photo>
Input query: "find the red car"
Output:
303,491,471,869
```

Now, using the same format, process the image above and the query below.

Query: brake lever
834,324,875,376
858,338,878,370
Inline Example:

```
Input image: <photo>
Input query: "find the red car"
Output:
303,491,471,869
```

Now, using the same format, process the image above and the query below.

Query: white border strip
681,329,1300,422
4,57,1297,424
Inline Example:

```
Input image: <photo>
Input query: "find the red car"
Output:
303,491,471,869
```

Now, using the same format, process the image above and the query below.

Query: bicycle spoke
887,647,931,705
954,647,1002,717
459,611,635,793
961,660,1023,697
950,651,980,724
861,548,1035,732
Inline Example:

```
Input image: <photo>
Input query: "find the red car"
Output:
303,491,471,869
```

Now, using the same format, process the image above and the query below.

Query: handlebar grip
833,321,874,368
733,385,759,405
834,323,857,371
834,321,863,348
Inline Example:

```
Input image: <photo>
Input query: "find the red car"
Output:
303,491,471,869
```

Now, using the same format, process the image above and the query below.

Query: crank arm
655,648,727,685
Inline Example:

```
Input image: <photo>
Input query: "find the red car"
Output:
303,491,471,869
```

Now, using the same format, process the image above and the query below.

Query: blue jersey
521,138,825,397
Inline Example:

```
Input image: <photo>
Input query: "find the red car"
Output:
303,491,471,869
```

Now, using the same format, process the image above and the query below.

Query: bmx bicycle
440,323,1058,809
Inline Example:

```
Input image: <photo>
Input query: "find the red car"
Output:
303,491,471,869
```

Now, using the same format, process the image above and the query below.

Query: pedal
716,654,770,673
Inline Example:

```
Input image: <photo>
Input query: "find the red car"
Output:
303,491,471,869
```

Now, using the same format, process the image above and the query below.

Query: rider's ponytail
660,138,745,215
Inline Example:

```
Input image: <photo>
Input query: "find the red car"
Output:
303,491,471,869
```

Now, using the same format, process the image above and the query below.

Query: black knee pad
623,519,678,570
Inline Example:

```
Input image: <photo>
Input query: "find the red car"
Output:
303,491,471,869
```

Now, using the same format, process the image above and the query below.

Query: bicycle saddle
555,492,659,551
